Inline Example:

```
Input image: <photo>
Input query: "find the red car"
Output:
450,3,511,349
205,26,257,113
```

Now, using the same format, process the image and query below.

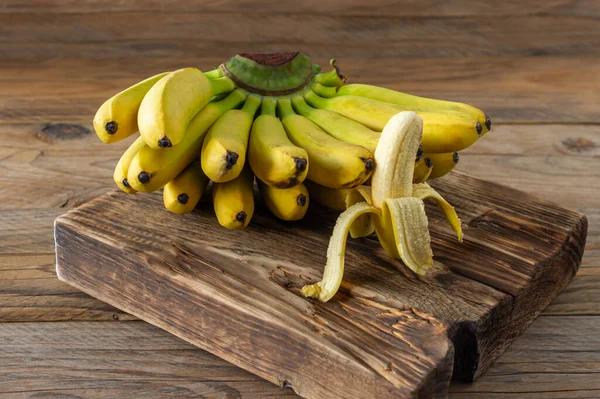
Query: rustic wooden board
54,171,586,398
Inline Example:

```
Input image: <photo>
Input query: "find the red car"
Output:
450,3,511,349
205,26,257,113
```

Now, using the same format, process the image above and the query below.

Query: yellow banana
413,157,433,184
427,152,459,180
248,98,308,188
93,72,169,144
292,96,380,153
113,135,147,194
138,68,236,148
201,95,261,183
163,160,210,214
337,83,491,134
212,166,255,230
128,90,246,192
304,180,352,212
258,180,309,221
278,99,374,189
304,91,481,153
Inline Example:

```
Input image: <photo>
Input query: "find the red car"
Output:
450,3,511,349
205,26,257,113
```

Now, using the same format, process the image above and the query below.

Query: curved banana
304,180,352,212
305,91,481,153
278,99,374,189
128,90,246,192
337,83,491,134
427,152,459,180
201,95,260,183
413,157,433,184
94,72,169,144
163,160,210,214
138,68,236,148
212,166,255,230
258,180,309,221
113,135,147,193
292,96,380,153
248,98,308,188
311,83,337,98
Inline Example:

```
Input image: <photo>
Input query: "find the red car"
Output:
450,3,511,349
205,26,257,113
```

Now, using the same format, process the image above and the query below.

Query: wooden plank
0,14,598,61
0,208,133,322
1,57,599,123
449,316,600,398
0,321,295,398
1,0,598,17
54,171,585,397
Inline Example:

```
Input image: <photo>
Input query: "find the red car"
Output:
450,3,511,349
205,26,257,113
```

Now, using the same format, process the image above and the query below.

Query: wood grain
54,170,586,397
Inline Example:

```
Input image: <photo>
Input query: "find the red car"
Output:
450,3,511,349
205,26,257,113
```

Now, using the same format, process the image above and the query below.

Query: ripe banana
278,99,374,189
292,96,380,153
202,95,261,183
212,166,255,230
248,97,308,188
138,68,236,148
427,152,459,180
163,160,210,214
94,72,169,144
413,157,433,184
258,180,309,221
304,91,481,153
113,135,148,194
128,90,246,192
337,83,491,134
305,180,353,212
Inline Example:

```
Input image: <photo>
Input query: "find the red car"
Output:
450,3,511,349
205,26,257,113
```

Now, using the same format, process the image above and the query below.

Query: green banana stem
312,83,337,98
241,95,262,116
277,98,296,118
209,76,237,96
204,68,225,79
261,97,277,116
303,90,328,109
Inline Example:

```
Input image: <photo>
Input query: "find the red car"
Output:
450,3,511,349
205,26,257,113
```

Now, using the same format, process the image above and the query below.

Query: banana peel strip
301,202,380,302
345,185,375,238
412,183,463,242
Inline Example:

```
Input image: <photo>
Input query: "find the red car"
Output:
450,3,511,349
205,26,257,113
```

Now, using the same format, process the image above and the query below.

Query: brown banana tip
476,122,483,135
137,171,151,184
105,121,118,134
416,145,424,159
425,157,433,168
177,193,189,205
363,158,375,172
158,137,172,148
235,211,247,223
225,151,239,169
122,178,130,188
485,116,492,131
297,194,307,206
453,152,460,163
294,157,307,172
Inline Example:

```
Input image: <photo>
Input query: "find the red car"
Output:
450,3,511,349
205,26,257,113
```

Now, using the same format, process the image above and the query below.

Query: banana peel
302,112,463,302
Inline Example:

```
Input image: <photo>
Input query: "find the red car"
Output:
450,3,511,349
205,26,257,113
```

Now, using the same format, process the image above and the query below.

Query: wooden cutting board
54,171,586,399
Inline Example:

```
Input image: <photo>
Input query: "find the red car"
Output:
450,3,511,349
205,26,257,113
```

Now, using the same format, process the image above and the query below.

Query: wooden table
1,1,598,397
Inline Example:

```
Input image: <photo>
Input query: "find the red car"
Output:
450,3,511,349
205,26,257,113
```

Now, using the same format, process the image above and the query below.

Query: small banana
212,166,255,230
113,135,148,193
413,157,433,184
304,180,353,212
337,83,491,134
138,68,236,148
201,95,261,183
292,96,380,153
278,99,374,189
248,98,308,188
163,160,210,214
302,111,463,302
427,152,459,180
94,72,169,143
128,90,246,192
304,91,481,153
258,180,309,221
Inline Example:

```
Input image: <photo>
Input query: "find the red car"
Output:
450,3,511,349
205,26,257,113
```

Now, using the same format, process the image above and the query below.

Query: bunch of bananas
94,52,490,300
95,52,489,230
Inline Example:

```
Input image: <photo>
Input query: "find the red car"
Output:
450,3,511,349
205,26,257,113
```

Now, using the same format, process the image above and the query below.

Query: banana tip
177,193,189,205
